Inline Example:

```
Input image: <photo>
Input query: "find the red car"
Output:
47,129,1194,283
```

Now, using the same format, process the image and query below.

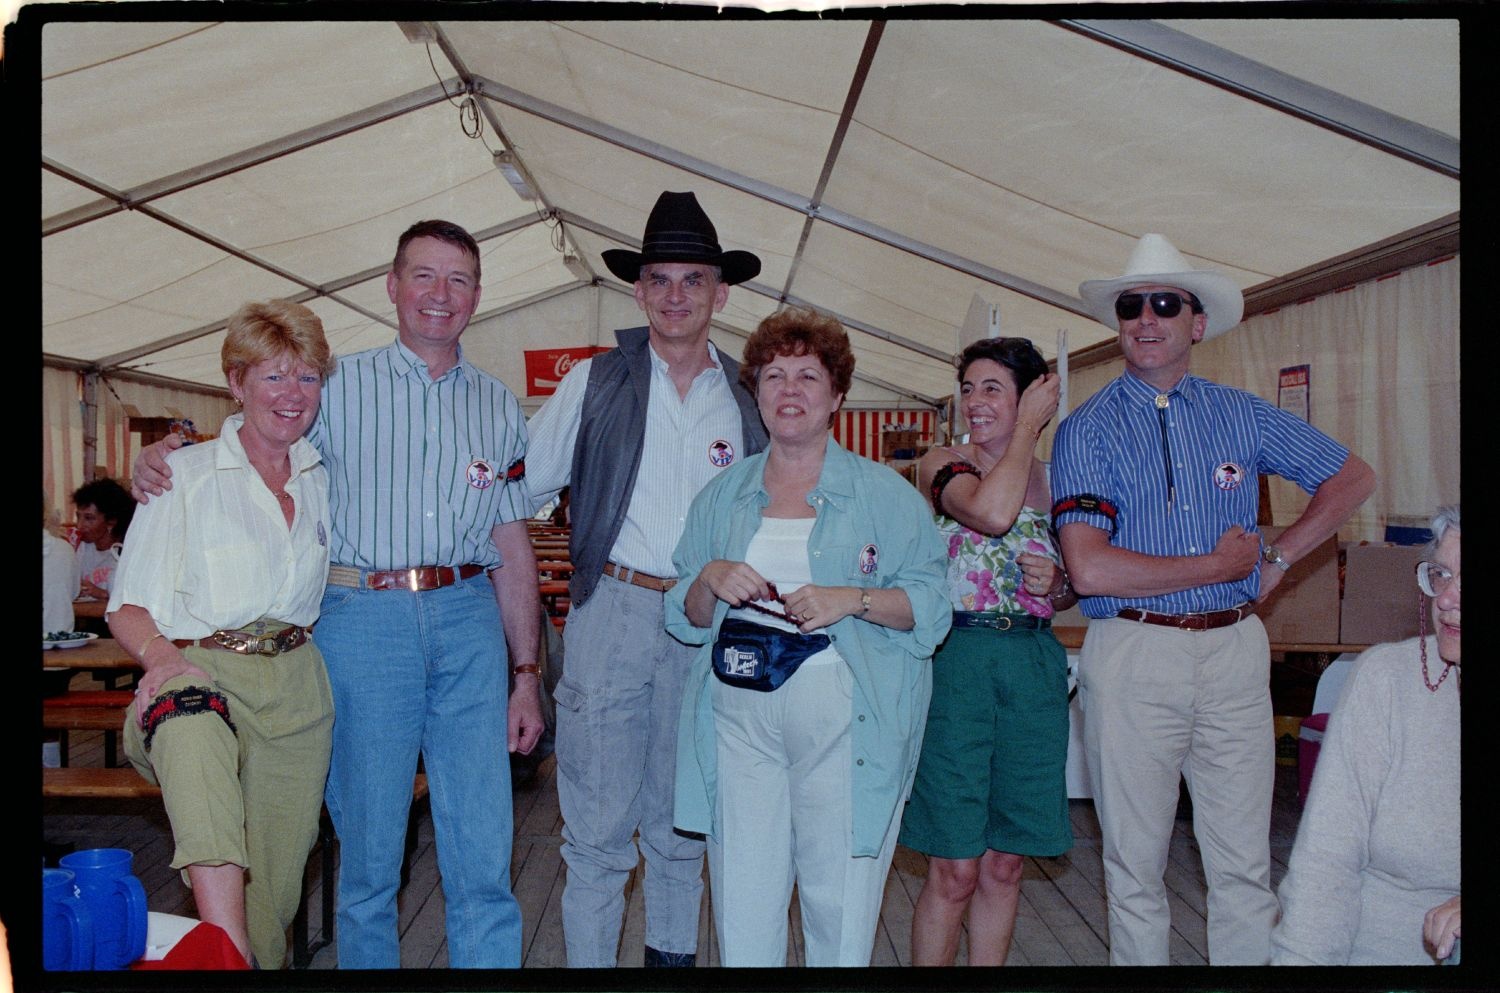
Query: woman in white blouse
108,300,335,969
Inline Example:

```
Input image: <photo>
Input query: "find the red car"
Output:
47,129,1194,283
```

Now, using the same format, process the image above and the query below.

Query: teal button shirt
667,437,951,857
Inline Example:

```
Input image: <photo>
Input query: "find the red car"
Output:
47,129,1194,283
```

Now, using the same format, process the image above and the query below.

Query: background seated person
72,477,134,601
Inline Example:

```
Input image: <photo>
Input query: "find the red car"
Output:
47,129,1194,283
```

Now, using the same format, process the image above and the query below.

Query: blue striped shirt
308,340,530,571
1050,371,1349,617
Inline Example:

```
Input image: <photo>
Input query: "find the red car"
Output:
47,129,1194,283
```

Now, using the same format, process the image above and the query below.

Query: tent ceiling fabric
40,17,1459,406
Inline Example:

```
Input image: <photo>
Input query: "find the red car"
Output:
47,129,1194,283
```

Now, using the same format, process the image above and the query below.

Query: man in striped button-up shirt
1050,234,1374,967
133,221,545,969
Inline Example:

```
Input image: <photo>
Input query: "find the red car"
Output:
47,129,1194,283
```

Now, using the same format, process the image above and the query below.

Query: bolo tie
1154,392,1175,510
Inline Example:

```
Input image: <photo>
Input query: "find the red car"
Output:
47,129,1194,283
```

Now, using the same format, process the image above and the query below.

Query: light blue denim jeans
318,573,521,968
553,574,705,966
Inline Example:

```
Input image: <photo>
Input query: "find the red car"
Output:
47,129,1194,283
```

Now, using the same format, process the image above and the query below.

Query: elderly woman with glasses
1271,505,1460,965
108,300,336,968
666,307,950,966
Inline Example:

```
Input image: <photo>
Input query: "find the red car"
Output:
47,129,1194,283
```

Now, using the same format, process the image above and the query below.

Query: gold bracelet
138,632,166,662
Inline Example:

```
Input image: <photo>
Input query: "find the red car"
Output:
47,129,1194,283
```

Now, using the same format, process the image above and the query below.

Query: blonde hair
221,299,334,384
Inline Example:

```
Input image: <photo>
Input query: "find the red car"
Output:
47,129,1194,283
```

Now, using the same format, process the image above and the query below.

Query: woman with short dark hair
901,336,1076,966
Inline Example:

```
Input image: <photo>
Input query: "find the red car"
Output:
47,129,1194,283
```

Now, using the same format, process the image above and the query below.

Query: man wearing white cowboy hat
526,190,768,967
1050,234,1374,965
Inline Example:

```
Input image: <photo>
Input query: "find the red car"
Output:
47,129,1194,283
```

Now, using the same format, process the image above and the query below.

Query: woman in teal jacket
666,307,949,967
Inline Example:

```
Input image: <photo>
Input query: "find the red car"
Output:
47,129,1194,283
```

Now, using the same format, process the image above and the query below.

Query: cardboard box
1257,526,1341,645
1339,542,1425,646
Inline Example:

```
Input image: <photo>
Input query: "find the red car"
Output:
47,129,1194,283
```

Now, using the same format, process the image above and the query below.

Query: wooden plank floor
43,677,1304,969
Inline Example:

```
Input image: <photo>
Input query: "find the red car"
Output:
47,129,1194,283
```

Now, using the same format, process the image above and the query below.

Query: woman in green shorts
900,337,1076,966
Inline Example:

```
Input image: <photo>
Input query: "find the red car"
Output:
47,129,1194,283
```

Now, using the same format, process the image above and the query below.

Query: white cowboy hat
1079,233,1244,339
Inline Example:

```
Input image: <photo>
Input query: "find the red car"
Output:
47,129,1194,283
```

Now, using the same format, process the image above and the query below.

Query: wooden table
72,599,107,620
42,638,137,671
43,638,139,691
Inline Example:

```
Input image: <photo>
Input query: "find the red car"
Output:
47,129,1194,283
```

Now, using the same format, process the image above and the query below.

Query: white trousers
1079,615,1277,965
708,658,901,967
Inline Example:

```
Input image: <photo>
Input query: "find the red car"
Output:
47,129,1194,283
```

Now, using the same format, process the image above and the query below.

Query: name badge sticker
1213,462,1245,491
466,459,495,489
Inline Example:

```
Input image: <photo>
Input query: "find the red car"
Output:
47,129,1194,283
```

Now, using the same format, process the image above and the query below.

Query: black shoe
643,946,696,967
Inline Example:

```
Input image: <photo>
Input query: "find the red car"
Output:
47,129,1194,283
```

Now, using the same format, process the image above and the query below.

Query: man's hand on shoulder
130,435,185,503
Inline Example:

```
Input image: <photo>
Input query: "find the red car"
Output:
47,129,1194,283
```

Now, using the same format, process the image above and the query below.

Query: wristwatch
1262,545,1292,572
857,591,872,616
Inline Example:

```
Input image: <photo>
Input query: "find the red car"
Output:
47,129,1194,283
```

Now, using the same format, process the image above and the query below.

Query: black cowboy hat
602,191,761,286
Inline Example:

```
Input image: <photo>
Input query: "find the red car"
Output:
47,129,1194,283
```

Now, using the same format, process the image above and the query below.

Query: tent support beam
474,75,1091,319
781,21,885,304
43,82,464,236
86,214,543,369
1060,20,1458,178
45,353,233,399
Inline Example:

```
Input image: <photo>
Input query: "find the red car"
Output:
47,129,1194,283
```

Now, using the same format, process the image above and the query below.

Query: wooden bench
43,767,431,969
42,697,131,768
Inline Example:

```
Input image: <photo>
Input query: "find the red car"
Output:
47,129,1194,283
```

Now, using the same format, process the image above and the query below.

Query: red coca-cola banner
525,346,611,396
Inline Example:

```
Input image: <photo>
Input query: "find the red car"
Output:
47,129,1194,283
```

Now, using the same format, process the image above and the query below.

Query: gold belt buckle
995,615,1013,631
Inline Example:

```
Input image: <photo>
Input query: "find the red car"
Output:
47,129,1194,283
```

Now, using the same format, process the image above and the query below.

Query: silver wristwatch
1262,545,1291,572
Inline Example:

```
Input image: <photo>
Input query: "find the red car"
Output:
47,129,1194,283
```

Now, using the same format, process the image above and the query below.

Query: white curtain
42,366,236,523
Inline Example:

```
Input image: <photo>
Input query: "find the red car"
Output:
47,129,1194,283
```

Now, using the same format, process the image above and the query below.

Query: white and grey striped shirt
309,340,530,571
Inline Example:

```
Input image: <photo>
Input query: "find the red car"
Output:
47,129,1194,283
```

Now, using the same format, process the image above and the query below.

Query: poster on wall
524,346,610,396
1277,364,1310,422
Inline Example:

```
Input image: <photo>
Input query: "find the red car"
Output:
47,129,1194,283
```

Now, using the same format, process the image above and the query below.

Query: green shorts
899,625,1072,859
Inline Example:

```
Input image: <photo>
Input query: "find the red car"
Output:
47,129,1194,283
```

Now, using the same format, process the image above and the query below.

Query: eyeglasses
1114,291,1198,322
1415,561,1459,598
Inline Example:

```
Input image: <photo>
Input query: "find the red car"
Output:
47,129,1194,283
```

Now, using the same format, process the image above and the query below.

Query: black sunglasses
1114,291,1199,321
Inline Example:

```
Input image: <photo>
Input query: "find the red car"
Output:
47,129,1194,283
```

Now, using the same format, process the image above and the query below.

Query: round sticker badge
859,544,879,575
709,440,735,467
467,459,495,490
1213,462,1245,491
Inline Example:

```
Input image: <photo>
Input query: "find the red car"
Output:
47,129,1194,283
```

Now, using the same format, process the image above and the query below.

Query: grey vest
567,326,767,606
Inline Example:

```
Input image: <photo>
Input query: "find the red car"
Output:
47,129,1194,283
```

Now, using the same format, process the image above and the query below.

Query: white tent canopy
38,15,1459,413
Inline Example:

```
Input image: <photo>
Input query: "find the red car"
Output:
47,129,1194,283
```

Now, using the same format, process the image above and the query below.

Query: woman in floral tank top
898,337,1077,966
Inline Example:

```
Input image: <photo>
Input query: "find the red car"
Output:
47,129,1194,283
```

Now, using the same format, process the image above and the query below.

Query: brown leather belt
326,563,486,592
174,625,310,657
602,561,677,593
1116,605,1254,632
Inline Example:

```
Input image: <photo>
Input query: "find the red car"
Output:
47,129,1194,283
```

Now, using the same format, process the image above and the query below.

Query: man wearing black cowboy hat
1049,234,1374,965
527,191,768,967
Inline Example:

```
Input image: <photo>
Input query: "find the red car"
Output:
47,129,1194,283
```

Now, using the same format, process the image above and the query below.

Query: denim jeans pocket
318,586,358,616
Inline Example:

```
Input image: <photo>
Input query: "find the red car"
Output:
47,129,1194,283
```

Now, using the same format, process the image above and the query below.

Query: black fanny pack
711,616,831,693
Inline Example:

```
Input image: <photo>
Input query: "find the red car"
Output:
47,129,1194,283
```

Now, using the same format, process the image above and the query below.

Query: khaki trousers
1078,615,1277,965
124,639,334,968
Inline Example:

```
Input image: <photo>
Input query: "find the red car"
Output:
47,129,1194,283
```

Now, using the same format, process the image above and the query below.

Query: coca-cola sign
524,346,610,396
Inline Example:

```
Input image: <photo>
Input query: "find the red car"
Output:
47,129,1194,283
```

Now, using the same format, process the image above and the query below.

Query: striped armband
1050,493,1119,538
930,461,981,517
141,687,236,752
